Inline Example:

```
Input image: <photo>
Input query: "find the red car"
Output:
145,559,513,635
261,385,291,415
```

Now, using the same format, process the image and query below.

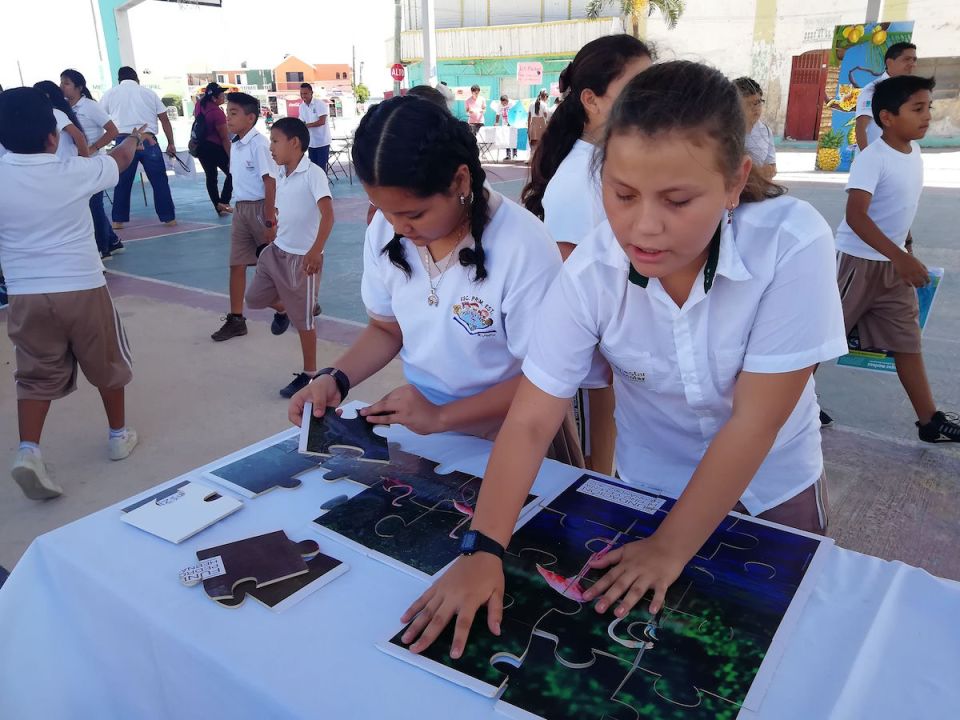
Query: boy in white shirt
297,83,331,172
0,88,143,500
246,117,333,398
211,92,277,342
832,75,958,442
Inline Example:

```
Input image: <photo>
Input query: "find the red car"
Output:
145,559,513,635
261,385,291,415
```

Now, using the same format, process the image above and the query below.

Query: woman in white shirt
289,95,571,451
520,34,653,475
33,81,88,160
61,69,121,259
526,89,550,158
734,77,777,180
400,61,848,658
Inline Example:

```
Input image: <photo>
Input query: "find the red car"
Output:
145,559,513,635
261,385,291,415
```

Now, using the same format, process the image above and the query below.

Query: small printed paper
179,556,226,586
576,478,665,514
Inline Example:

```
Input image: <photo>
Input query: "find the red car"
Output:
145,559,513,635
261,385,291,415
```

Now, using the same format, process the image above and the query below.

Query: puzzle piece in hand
299,404,389,462
206,435,318,497
317,443,409,486
183,530,319,601
216,547,347,611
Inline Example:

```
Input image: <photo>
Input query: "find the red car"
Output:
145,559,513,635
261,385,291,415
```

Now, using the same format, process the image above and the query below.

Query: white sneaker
11,450,63,500
108,427,139,461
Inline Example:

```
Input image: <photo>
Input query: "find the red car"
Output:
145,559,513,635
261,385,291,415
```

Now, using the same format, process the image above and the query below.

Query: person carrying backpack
191,82,232,217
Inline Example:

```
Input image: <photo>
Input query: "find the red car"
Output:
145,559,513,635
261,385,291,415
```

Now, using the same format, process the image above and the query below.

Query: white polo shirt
542,139,604,245
361,192,562,406
298,99,331,148
53,109,78,160
835,138,923,261
274,154,332,255
73,97,112,148
745,121,776,167
229,129,275,202
855,72,889,148
523,196,848,514
0,153,119,294
100,79,166,135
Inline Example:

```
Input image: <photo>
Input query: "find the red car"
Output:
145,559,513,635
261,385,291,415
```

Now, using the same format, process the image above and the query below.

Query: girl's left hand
582,536,688,618
361,384,442,435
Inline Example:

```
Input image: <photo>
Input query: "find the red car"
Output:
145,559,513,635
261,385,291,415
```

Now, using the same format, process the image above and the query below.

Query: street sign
390,64,406,82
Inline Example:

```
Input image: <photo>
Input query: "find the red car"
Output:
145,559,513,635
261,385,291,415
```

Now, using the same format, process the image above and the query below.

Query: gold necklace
421,222,469,307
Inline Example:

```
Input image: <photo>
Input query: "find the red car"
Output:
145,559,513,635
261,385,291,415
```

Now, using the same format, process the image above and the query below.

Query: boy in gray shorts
246,117,333,398
0,88,143,499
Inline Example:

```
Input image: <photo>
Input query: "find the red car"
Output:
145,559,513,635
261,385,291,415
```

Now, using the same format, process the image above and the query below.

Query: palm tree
585,0,686,37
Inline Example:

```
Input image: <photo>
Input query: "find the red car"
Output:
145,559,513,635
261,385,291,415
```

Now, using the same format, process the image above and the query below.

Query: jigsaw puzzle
313,447,538,578
181,530,320,604
121,480,242,544
215,549,348,612
203,429,319,498
299,403,389,462
381,474,831,719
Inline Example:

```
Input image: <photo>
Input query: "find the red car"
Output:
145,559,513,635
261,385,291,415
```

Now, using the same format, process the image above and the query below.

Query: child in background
830,75,959,442
0,88,143,499
245,117,333,398
734,77,776,180
211,92,277,342
399,62,848,658
33,80,89,160
493,95,516,161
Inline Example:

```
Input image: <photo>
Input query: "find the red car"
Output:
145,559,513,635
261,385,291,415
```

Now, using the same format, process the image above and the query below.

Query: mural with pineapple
816,21,914,172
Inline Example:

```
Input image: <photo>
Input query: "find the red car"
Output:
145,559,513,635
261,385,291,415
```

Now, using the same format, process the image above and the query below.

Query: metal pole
865,0,881,23
394,0,402,96
352,44,356,90
422,0,438,87
17,59,24,86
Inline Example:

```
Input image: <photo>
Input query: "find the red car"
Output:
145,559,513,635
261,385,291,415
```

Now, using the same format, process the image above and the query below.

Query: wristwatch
315,367,350,402
460,530,505,560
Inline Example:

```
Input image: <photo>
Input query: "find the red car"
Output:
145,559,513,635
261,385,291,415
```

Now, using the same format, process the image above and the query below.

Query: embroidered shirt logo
613,364,646,383
453,297,496,336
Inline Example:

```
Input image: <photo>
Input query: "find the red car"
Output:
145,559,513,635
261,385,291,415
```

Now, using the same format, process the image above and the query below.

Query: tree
353,83,371,104
585,0,686,36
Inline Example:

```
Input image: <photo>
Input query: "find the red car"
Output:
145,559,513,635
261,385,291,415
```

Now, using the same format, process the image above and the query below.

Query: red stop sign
390,63,406,82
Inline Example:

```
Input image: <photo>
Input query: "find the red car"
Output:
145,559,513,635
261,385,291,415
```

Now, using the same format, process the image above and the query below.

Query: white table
1,419,959,719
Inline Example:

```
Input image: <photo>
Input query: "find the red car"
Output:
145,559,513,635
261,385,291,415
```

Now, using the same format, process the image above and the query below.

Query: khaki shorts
7,286,133,401
245,244,322,332
734,474,829,535
230,200,267,267
837,252,921,354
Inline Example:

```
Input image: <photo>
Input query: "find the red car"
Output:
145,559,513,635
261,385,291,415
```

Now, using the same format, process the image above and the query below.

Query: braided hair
352,95,490,280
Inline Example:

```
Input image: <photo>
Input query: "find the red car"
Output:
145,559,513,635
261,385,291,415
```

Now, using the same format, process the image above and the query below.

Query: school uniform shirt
298,99,331,148
855,72,889,148
523,196,849,515
745,121,776,167
0,153,118,294
73,97,112,149
542,139,604,245
100,79,166,135
230,129,275,202
835,139,923,262
53,109,78,160
361,192,562,406
274,154,332,255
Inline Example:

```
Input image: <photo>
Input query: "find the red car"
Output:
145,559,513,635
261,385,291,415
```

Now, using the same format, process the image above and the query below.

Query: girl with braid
288,95,567,444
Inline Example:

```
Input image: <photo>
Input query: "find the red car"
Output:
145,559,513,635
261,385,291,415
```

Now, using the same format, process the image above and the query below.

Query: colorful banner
517,62,544,84
837,267,943,372
816,21,914,172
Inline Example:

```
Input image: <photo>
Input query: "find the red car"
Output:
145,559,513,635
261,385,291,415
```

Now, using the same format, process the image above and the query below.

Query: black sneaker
271,312,290,335
279,372,313,398
108,239,125,254
917,411,960,443
819,409,833,427
101,251,113,260
211,314,248,342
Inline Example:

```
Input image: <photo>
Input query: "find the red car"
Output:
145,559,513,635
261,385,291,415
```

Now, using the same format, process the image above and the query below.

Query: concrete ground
1,150,958,582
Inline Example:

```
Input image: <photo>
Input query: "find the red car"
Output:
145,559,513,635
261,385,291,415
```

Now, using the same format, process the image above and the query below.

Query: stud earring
459,194,466,206
727,206,735,224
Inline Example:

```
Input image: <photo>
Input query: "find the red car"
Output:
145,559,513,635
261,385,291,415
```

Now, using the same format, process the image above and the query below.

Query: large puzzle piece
121,480,242,543
206,434,318,497
386,473,828,719
299,404,389,462
216,548,347,611
183,530,319,602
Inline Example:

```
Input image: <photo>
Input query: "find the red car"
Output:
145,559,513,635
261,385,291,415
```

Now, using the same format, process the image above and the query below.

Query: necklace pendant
428,292,439,307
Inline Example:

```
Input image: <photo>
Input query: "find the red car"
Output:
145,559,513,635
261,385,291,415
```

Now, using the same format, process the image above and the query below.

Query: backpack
188,107,208,157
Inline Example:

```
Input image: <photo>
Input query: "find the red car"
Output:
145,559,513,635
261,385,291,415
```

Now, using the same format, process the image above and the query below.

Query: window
217,74,225,83
335,72,341,80
234,74,241,84
286,71,304,83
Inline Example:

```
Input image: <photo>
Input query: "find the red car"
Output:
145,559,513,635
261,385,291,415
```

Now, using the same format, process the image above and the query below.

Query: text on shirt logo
452,296,496,336
612,364,646,383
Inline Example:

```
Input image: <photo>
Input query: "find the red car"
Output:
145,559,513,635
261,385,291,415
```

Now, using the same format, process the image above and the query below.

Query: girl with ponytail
288,95,569,445
33,80,89,160
401,62,848,659
523,35,652,477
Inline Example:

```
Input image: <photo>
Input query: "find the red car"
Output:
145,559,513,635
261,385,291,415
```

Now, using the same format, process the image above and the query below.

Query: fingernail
493,622,501,635
451,647,462,659
615,606,625,617
401,632,411,643
596,602,606,612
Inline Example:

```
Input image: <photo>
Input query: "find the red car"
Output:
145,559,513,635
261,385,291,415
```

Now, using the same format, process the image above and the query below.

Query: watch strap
461,530,505,560
316,367,350,402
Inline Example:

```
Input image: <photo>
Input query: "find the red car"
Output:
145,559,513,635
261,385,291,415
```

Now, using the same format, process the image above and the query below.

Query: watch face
461,531,478,553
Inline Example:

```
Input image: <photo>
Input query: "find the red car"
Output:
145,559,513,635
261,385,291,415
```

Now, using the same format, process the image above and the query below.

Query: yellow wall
753,0,777,44
882,0,910,21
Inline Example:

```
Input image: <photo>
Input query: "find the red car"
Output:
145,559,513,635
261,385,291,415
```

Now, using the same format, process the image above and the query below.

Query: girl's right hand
288,374,341,426
400,552,505,658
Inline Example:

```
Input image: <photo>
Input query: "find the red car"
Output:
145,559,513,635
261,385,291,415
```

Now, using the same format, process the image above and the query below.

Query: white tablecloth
477,125,519,149
2,417,959,719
